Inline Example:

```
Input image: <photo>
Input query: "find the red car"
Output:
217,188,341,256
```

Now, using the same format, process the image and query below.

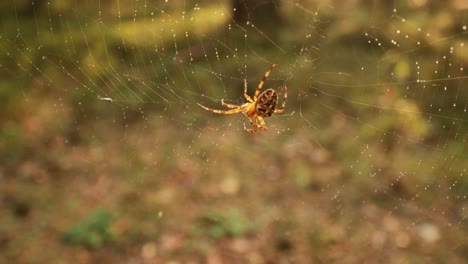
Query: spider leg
253,64,277,101
274,85,287,114
243,116,258,133
257,116,268,130
243,79,255,103
221,99,242,109
197,103,246,115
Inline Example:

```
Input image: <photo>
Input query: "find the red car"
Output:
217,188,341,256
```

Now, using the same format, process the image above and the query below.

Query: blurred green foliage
63,209,117,249
192,209,257,240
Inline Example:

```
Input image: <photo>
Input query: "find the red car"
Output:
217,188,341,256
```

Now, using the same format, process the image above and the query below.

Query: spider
197,64,287,133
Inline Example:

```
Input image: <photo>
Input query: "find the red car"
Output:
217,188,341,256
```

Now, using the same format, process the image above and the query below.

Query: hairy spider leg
274,85,288,114
253,64,277,101
257,116,268,130
243,116,258,133
242,115,267,133
243,79,254,103
197,103,247,115
221,99,244,109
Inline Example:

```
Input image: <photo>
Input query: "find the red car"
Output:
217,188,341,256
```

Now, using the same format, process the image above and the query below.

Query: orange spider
197,64,287,133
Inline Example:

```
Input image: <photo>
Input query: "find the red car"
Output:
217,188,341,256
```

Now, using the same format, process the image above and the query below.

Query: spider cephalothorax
197,64,287,133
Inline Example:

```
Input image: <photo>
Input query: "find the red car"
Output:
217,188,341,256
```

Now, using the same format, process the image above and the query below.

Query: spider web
1,0,468,262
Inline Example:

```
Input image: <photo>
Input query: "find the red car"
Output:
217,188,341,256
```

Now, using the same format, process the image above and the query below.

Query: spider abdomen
255,88,278,117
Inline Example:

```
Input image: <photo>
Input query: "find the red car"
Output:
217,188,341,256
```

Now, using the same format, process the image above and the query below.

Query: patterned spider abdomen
255,88,278,117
